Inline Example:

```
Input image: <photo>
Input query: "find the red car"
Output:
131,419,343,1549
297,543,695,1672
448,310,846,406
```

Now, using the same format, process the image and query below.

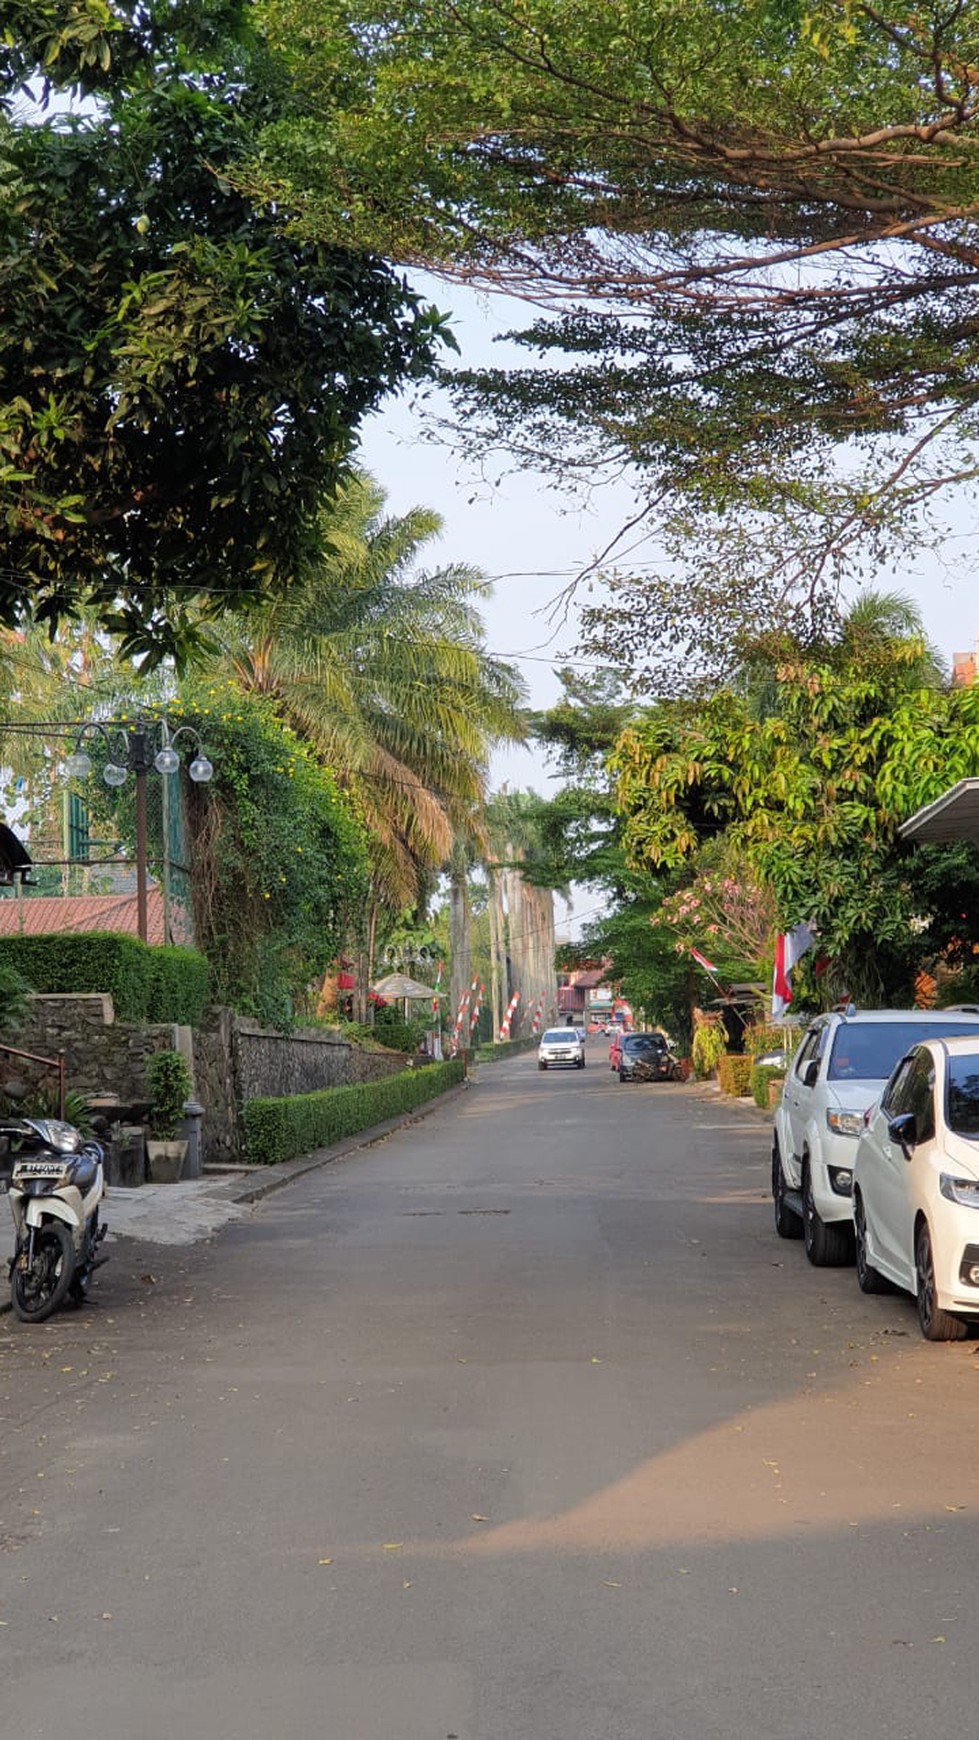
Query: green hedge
717,1053,754,1097
244,1059,466,1165
0,931,209,1025
476,1036,539,1061
148,947,211,1025
750,1062,786,1110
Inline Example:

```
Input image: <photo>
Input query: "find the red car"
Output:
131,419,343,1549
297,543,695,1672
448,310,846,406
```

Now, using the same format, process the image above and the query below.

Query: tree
610,601,979,1004
0,1,452,665
214,473,525,912
252,0,979,686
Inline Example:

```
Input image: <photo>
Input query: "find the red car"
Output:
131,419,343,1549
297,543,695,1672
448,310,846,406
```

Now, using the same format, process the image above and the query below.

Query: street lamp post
66,716,213,945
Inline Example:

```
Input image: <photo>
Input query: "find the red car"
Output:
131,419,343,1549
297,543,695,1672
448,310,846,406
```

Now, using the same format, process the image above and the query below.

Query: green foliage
28,1084,96,1135
611,617,979,1005
371,1006,426,1053
0,931,208,1023
750,1063,786,1111
717,1054,754,1098
149,948,211,1027
0,957,31,1035
0,5,450,664
574,888,694,1047
213,472,525,913
146,1048,192,1140
476,1036,538,1061
691,1023,726,1081
243,1058,465,1164
172,681,370,1025
254,2,979,688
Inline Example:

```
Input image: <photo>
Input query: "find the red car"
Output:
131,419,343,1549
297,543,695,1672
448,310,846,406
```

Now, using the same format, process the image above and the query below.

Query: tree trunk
487,865,504,1041
448,852,471,1051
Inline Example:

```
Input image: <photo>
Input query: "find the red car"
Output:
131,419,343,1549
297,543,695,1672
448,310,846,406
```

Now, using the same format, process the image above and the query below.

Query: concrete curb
693,1081,772,1120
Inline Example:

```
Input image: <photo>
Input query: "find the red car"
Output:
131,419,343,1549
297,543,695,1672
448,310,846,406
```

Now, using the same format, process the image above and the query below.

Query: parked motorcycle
2,1118,108,1322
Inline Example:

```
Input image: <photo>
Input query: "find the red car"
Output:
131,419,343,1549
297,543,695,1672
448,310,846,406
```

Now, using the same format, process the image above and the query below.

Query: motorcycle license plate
13,1163,65,1180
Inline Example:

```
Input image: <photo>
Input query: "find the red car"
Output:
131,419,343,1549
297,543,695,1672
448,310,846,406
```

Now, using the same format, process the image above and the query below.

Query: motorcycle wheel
12,1222,75,1323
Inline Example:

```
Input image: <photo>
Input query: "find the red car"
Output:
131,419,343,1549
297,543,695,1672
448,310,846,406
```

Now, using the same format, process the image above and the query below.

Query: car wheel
853,1192,892,1293
772,1140,802,1240
915,1219,967,1341
802,1160,854,1267
618,1070,628,1083
539,1061,547,1071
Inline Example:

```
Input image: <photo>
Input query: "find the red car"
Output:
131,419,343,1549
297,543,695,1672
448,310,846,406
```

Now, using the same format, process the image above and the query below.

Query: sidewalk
0,1081,469,1279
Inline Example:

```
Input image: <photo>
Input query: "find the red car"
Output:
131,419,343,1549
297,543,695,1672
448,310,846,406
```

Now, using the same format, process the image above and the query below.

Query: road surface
2,1041,978,1739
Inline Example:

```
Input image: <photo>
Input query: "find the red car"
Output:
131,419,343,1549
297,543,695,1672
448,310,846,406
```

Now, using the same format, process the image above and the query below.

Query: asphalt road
3,1042,979,1740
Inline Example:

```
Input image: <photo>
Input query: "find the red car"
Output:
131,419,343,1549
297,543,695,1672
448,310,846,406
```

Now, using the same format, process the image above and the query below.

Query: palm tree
737,588,946,720
213,472,526,998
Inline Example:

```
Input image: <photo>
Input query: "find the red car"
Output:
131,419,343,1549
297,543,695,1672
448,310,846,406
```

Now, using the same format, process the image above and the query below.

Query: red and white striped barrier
499,990,520,1040
449,976,480,1056
468,981,485,1040
531,997,545,1036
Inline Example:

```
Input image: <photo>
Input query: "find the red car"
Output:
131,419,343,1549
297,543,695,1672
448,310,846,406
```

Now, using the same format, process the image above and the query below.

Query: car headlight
826,1109,864,1138
939,1173,979,1208
827,1165,853,1196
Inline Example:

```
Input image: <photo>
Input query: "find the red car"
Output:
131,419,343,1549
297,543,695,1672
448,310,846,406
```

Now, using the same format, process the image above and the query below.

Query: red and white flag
690,947,718,974
772,923,815,1018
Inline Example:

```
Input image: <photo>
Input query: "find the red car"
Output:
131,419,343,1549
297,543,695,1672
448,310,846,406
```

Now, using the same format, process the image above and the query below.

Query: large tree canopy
0,1,452,665
252,0,979,686
610,599,979,1004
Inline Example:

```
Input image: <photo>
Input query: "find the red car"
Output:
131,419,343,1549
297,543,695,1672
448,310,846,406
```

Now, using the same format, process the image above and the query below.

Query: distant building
952,637,979,687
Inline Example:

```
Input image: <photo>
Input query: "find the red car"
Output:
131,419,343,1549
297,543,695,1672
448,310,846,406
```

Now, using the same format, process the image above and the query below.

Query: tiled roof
0,889,166,946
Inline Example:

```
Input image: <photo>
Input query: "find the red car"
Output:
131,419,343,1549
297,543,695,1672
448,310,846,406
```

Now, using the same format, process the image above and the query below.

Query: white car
538,1027,586,1071
854,1035,979,1339
772,1008,979,1266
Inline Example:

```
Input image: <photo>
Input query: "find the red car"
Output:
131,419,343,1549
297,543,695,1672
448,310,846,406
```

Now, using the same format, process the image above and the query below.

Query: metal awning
899,779,979,846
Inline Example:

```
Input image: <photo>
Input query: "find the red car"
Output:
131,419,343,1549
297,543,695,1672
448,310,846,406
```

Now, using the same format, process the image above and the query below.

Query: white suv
538,1027,586,1070
772,1009,979,1265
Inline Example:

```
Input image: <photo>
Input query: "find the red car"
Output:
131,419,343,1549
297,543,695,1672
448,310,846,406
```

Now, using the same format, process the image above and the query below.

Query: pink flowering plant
651,856,774,979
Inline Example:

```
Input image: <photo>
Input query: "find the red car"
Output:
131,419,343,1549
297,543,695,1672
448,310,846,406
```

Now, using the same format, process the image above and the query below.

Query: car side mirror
887,1111,917,1155
803,1058,820,1089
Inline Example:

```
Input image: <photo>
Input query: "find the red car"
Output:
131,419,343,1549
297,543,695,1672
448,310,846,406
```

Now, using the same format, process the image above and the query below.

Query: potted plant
145,1049,192,1183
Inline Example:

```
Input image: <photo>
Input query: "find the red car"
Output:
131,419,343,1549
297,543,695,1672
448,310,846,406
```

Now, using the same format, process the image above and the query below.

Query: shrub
476,1036,538,1061
244,1059,465,1165
0,958,31,1035
691,1021,726,1079
372,1006,426,1052
148,947,210,1026
0,932,208,1024
717,1053,754,1096
750,1062,787,1109
146,1049,193,1140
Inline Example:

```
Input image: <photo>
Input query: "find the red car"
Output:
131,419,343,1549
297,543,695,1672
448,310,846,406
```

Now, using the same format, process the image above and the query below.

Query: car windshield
947,1056,979,1137
827,1021,979,1082
542,1030,577,1044
624,1035,665,1053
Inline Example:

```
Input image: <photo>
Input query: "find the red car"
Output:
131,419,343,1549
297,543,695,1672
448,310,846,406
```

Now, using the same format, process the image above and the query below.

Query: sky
357,280,979,937
360,279,979,724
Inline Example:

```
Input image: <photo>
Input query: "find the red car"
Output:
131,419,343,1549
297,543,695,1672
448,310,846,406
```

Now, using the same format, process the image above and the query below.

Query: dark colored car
618,1032,679,1083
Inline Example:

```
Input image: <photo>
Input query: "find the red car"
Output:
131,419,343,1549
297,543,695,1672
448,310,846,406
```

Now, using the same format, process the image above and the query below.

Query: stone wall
4,996,408,1163
192,1009,408,1162
6,994,174,1108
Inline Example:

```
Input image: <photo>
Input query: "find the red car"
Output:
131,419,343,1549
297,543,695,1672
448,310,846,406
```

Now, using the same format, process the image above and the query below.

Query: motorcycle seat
65,1153,100,1193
